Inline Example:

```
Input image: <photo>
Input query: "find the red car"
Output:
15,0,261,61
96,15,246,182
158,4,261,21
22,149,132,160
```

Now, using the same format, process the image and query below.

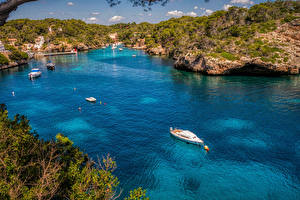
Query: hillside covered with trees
116,0,300,75
0,104,148,200
0,0,299,74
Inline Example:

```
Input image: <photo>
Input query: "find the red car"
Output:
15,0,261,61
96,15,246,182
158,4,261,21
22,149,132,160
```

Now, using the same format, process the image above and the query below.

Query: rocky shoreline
137,19,300,76
174,55,299,75
0,59,28,70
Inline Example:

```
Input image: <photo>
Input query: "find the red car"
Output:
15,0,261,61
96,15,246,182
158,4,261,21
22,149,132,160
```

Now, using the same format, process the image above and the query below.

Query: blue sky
6,0,270,25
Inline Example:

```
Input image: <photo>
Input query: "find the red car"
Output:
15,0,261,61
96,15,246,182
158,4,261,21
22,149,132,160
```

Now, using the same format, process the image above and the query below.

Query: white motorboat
119,48,123,51
46,62,55,70
28,68,42,79
85,97,96,102
111,44,117,50
170,127,204,146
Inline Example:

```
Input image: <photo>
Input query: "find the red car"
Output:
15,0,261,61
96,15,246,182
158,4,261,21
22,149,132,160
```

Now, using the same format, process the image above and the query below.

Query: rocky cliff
174,18,300,75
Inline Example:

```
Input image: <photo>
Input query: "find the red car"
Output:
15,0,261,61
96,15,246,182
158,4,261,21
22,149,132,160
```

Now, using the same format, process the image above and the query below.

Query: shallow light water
1,48,300,199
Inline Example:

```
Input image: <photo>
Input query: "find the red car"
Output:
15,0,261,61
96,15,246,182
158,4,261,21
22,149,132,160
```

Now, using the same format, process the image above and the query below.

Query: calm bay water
0,48,300,199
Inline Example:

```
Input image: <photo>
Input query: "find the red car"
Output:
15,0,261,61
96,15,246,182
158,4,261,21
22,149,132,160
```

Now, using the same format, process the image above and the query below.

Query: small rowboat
85,97,96,102
170,127,204,146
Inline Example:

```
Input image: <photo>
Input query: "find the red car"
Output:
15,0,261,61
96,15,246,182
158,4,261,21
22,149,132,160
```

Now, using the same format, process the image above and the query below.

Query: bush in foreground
0,53,9,65
0,104,148,200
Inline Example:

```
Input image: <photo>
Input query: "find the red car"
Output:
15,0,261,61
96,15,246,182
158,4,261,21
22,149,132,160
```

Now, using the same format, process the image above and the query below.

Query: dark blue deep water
1,48,300,199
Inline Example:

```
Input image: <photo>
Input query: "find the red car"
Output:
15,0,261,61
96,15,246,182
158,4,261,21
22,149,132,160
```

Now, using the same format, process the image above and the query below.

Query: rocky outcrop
76,43,89,51
174,53,206,72
0,59,28,70
174,19,300,76
175,54,299,75
146,45,166,56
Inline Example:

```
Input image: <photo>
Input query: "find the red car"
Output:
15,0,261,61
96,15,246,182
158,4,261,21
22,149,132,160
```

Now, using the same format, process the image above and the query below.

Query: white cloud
223,4,233,10
186,11,197,17
166,10,197,18
204,9,213,15
67,2,74,6
194,6,198,10
49,12,54,15
166,10,184,17
92,12,100,15
230,0,254,5
109,16,124,23
88,17,97,22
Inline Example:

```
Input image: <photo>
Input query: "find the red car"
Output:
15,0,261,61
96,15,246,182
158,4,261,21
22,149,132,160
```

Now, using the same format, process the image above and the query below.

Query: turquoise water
1,48,300,199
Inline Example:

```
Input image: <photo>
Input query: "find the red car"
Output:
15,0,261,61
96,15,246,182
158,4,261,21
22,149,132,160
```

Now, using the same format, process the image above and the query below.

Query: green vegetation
113,0,298,63
0,53,9,65
220,52,239,61
0,104,148,200
124,188,149,200
4,45,28,61
0,0,298,65
0,18,111,49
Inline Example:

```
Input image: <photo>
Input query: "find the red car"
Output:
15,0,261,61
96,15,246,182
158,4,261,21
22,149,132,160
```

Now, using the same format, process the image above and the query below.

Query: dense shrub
4,45,28,61
0,53,9,65
0,104,148,200
220,52,239,61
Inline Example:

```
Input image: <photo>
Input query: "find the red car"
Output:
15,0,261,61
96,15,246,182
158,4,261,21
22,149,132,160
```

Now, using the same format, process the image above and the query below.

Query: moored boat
85,97,96,102
28,68,42,79
119,48,123,51
111,44,117,50
46,62,55,70
170,127,204,146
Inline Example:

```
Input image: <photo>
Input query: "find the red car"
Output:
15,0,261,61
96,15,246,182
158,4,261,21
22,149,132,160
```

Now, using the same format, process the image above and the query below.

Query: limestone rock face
76,43,89,51
174,53,206,72
174,19,300,76
175,54,299,75
147,45,166,56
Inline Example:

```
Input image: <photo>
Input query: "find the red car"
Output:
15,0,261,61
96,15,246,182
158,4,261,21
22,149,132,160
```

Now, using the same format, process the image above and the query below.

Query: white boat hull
170,129,204,146
28,72,41,79
85,97,96,102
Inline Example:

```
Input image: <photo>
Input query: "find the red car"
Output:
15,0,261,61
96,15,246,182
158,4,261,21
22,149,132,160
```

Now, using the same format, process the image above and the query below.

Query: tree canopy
0,104,148,199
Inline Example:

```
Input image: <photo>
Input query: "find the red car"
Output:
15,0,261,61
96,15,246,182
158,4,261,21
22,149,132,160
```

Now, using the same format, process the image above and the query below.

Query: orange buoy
204,145,209,152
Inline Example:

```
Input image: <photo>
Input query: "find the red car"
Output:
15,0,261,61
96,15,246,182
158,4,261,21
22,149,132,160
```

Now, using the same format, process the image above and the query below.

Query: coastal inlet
0,47,300,199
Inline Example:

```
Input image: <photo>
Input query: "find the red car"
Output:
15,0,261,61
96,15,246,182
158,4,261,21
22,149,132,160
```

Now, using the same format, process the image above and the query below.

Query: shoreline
0,59,29,70
2,46,299,77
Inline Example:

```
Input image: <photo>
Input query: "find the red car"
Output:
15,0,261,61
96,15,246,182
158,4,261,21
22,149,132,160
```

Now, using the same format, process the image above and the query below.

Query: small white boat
85,97,96,102
170,127,204,146
119,48,123,51
28,68,42,79
132,54,136,57
111,44,117,50
46,62,55,70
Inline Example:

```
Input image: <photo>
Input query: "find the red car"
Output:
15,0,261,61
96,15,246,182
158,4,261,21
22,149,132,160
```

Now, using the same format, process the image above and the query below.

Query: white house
34,36,45,50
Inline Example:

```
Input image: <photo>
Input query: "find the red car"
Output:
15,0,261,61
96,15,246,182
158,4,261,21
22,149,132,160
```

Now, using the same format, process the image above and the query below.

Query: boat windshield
31,70,40,72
